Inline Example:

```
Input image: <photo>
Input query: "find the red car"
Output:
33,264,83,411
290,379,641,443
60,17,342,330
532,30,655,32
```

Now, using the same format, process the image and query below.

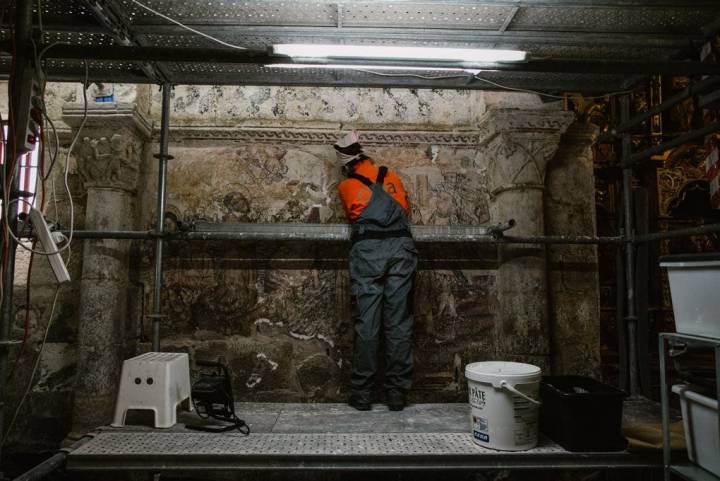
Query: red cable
4,26,52,380
8,120,47,381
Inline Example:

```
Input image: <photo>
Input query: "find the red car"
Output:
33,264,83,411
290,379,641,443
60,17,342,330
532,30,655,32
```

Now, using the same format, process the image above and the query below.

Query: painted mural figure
335,130,418,411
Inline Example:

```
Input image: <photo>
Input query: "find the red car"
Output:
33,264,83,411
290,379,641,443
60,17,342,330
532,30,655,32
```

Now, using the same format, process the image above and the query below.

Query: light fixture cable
129,0,246,50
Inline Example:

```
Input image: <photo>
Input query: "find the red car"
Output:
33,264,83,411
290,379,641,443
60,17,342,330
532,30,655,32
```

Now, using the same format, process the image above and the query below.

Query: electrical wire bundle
0,0,89,447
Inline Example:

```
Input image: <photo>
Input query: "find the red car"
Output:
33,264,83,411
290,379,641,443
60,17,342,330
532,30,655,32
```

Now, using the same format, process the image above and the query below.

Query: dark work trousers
348,236,418,395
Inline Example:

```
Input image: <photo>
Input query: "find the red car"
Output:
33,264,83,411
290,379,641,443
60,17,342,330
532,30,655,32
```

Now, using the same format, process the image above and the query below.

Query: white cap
333,130,365,165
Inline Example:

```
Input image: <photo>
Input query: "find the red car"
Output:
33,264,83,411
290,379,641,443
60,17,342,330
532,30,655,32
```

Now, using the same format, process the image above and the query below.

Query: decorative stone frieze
158,126,483,147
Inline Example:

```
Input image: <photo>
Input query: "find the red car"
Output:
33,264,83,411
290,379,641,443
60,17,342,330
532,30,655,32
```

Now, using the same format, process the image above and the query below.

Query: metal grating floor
66,432,660,471
65,402,663,472
72,432,567,457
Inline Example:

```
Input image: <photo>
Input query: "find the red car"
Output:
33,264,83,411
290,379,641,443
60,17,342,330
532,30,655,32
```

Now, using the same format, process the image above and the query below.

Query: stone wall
1,82,601,453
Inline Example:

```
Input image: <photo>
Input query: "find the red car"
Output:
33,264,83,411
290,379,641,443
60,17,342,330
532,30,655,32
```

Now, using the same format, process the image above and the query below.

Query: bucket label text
469,386,487,409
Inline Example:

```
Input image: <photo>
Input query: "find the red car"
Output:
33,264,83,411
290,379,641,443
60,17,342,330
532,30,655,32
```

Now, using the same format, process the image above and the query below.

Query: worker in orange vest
335,130,418,411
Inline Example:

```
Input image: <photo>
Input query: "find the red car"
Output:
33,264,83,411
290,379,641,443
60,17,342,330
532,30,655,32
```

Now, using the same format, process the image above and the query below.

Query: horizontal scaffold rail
39,221,720,245
48,220,618,245
186,222,514,242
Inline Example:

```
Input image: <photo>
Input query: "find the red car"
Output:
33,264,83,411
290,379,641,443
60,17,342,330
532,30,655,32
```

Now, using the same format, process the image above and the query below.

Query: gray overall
348,166,418,396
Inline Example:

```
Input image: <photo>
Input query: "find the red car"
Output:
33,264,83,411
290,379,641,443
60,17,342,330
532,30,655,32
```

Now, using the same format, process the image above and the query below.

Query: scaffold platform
66,401,663,473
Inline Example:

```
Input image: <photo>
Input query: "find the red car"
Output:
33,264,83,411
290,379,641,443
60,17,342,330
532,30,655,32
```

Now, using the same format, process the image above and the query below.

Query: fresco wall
137,139,497,402
1,83,600,453
131,86,593,403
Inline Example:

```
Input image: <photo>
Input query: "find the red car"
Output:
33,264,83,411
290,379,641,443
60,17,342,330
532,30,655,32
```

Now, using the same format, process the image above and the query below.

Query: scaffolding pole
47,227,622,245
50,223,720,245
634,222,720,243
620,95,640,396
622,122,720,168
0,0,33,466
151,84,172,352
598,75,720,142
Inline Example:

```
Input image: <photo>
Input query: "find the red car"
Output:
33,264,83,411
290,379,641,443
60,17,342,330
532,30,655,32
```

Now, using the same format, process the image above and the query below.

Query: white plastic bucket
672,384,720,477
660,254,720,339
465,361,542,451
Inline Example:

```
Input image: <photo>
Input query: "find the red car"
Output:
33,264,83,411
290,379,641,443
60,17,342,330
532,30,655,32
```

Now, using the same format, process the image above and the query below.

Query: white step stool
112,352,191,428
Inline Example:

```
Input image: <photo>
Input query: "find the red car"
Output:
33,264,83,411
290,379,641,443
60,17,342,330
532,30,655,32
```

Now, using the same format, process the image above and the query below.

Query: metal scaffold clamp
490,218,516,239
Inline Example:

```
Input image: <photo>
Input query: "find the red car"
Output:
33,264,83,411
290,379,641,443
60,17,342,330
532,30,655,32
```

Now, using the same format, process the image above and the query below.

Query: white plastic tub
672,384,720,477
465,361,542,451
660,253,720,339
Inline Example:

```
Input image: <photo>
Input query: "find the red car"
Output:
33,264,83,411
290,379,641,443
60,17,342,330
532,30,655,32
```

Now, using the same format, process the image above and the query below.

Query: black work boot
348,392,371,411
386,389,406,411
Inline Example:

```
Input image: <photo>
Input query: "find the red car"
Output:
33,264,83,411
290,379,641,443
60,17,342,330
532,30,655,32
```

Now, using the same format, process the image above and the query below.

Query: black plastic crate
540,376,628,452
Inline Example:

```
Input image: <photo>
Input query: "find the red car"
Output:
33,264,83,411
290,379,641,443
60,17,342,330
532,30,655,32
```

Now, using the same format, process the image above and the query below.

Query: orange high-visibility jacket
338,158,410,221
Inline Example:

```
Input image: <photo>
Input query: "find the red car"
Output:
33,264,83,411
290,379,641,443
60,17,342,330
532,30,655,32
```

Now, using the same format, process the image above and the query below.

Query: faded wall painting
137,122,497,403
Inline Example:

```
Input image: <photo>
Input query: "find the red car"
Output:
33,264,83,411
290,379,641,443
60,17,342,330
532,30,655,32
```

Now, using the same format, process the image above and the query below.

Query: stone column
63,102,151,433
479,108,574,367
545,123,601,376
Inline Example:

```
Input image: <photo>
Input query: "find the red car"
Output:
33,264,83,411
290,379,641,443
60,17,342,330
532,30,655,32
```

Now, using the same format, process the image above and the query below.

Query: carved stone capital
75,134,143,192
62,103,151,192
478,109,575,196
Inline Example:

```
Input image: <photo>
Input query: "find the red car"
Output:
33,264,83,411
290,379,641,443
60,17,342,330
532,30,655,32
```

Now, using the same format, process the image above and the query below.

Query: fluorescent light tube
271,63,481,74
272,44,526,63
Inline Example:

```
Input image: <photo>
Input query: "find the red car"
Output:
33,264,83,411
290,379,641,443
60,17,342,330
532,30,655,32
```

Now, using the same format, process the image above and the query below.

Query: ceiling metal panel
158,62,628,92
32,0,96,26
342,3,514,29
121,0,338,26
135,31,505,50
133,30,683,61
509,5,720,33
36,57,152,83
523,44,673,61
1,0,716,90
128,25,702,47
0,49,632,91
42,30,118,47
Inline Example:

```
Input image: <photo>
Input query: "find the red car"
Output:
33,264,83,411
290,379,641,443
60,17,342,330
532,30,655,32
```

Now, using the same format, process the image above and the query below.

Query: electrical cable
352,68,634,99
354,69,474,81
29,38,61,181
472,73,634,100
5,60,87,256
129,0,247,50
60,60,89,252
1,285,61,448
7,119,48,380
472,74,566,99
40,109,59,180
